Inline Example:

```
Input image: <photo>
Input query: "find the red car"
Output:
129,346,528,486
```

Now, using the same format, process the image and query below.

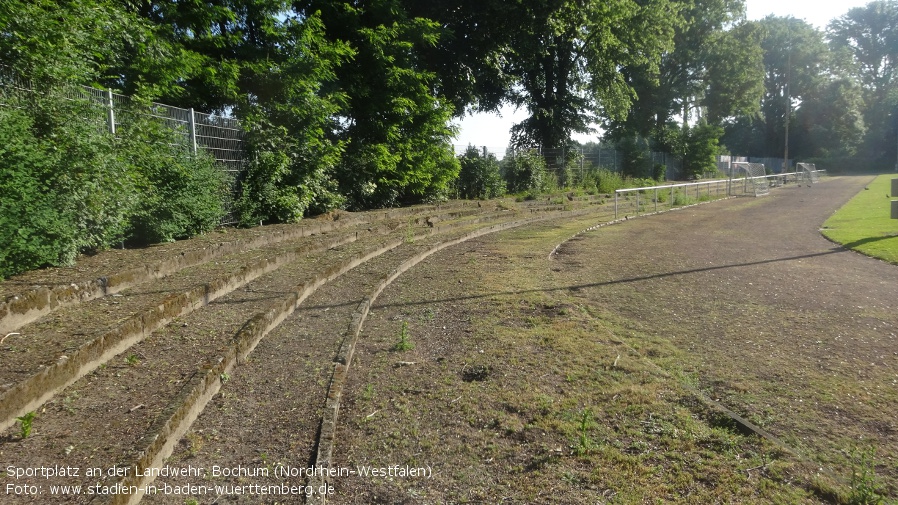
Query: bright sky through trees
453,0,873,149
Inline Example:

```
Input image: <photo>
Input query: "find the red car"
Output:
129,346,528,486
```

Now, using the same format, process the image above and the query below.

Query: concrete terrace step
0,201,483,336
0,198,619,505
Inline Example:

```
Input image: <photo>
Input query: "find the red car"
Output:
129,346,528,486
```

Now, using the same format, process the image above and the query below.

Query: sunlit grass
822,174,898,264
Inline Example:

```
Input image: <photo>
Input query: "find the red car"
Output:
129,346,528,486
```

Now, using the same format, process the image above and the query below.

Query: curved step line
103,237,407,505
548,197,735,260
307,207,600,504
0,201,475,335
0,230,366,431
0,218,368,336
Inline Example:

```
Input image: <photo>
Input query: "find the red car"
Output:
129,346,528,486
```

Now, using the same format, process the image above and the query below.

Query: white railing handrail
614,171,815,195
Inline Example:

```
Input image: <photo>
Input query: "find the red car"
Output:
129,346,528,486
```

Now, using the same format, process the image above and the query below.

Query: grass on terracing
821,174,898,264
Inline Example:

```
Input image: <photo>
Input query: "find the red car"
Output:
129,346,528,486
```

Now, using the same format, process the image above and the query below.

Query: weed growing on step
362,383,376,401
16,412,36,439
125,354,140,366
574,409,596,456
848,446,885,505
393,321,414,351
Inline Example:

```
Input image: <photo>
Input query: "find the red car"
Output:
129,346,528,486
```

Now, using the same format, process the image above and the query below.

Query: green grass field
822,174,898,264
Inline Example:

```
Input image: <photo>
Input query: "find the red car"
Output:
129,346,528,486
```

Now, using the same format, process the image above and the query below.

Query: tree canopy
3,0,897,234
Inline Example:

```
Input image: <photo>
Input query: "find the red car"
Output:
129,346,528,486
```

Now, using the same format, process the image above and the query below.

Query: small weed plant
848,447,885,505
393,321,414,351
125,354,140,366
574,409,596,456
16,412,36,439
362,383,376,401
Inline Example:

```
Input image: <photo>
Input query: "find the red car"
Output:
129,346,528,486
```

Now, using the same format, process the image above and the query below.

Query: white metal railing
613,170,825,219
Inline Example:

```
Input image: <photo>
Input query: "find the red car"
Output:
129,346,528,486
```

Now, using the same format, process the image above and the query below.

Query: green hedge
0,91,226,279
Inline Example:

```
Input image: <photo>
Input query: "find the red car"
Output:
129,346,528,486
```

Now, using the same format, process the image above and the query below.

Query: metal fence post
106,89,115,135
188,108,198,155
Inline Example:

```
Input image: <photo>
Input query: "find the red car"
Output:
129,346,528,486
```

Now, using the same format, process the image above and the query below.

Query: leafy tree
0,0,217,105
296,0,460,209
612,0,763,142
829,1,898,101
235,13,350,224
120,0,277,110
505,0,679,151
828,0,898,165
681,122,725,178
793,78,866,159
456,146,505,200
721,16,829,159
1,0,131,85
399,0,515,115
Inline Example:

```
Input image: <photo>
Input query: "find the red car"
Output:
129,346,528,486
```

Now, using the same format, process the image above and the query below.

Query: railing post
614,191,618,220
188,108,198,155
106,89,115,135
654,187,658,212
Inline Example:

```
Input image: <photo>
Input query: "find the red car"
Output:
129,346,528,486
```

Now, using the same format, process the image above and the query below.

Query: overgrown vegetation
455,145,505,199
501,148,550,195
0,90,226,279
393,321,414,351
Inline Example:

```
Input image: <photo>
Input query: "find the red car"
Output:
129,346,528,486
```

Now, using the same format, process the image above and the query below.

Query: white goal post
730,162,770,196
797,162,820,185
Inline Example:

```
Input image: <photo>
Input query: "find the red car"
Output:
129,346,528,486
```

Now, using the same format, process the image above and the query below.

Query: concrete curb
0,201,478,335
548,197,735,260
104,238,406,505
0,219,360,336
0,229,368,431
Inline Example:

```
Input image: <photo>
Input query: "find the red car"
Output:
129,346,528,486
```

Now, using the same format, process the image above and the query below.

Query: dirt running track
549,174,898,488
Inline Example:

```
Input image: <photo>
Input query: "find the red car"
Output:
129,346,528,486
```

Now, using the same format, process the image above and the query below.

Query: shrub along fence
0,66,246,224
0,67,240,279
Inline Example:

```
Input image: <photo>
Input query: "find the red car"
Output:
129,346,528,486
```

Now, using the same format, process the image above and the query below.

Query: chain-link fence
0,67,246,225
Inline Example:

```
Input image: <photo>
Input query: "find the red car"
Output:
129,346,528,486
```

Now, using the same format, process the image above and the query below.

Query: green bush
456,145,505,199
590,168,627,194
501,148,548,194
681,122,724,180
235,117,344,226
120,116,227,244
0,89,229,278
0,94,134,278
616,136,654,179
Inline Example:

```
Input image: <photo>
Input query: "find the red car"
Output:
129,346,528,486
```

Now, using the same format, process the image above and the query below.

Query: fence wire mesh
0,68,246,225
